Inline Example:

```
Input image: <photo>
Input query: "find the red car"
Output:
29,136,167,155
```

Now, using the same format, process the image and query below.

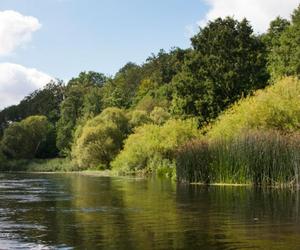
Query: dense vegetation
1,5,300,186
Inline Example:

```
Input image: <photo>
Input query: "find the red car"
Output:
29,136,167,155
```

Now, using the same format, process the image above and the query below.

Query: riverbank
0,158,143,178
0,158,76,172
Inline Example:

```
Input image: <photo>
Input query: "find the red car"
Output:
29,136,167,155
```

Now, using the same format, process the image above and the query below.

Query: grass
176,131,300,187
1,158,78,172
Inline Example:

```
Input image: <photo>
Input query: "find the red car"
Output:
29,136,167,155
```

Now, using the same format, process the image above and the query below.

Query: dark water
0,173,300,249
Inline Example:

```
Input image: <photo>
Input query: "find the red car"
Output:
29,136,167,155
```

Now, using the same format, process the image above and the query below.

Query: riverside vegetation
0,6,300,187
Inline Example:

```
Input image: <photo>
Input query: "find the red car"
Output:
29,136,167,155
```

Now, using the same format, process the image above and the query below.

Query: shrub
72,108,129,169
96,107,129,134
1,116,51,159
111,119,200,175
208,77,300,139
128,110,152,128
150,107,171,125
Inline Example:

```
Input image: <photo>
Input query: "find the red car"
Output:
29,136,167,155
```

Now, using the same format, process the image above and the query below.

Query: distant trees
102,63,142,109
56,71,107,154
268,5,300,79
0,80,64,136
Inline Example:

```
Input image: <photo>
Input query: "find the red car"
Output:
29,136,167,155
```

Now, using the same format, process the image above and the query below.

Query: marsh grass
177,131,300,187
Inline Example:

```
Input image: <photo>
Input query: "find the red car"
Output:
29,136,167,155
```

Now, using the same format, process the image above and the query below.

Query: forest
0,5,300,187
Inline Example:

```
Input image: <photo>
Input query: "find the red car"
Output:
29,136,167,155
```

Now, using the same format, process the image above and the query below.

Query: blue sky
0,0,297,109
0,0,206,79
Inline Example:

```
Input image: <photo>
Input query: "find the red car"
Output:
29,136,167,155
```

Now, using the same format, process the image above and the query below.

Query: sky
0,0,298,109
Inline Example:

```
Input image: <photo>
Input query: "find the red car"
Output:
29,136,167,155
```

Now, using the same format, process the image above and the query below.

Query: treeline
0,6,300,184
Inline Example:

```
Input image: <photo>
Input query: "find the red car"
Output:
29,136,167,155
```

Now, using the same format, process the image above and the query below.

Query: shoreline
2,170,297,188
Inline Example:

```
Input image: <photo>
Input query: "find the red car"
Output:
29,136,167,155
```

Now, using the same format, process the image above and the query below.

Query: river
0,173,299,249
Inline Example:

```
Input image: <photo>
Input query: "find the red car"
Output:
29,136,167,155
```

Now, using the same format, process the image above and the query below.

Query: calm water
0,173,300,249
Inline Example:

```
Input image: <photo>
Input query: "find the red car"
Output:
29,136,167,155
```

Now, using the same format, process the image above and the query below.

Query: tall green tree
56,71,107,154
268,5,300,79
262,17,290,50
102,63,142,109
171,17,269,124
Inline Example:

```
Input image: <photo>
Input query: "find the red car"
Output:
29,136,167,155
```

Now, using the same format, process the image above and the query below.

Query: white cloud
199,0,299,33
0,63,53,110
0,10,41,56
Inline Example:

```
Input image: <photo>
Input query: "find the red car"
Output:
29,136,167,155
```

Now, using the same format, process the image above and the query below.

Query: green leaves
268,5,300,79
111,119,200,174
172,17,269,124
71,108,129,169
1,116,51,159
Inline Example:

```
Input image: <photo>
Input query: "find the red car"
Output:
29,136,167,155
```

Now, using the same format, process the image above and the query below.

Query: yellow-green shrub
150,107,171,125
111,119,200,175
128,110,152,128
72,108,129,169
208,77,300,139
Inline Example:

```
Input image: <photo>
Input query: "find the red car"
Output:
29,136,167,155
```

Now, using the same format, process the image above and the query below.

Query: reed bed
176,131,300,187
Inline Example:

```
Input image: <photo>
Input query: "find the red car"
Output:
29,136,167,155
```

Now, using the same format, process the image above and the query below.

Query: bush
111,119,200,175
98,107,129,134
72,108,129,169
1,116,51,159
150,107,171,125
128,110,152,128
208,77,300,139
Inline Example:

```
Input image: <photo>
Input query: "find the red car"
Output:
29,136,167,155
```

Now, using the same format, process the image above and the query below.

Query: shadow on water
176,184,300,249
0,173,300,249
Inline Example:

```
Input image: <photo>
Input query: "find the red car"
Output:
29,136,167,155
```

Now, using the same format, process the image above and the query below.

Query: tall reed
176,131,300,187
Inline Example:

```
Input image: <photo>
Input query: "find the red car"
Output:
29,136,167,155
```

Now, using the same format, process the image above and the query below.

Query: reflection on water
0,173,299,249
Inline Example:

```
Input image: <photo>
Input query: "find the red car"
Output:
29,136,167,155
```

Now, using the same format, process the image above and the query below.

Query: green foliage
72,108,129,169
1,116,51,159
0,158,76,172
102,63,142,109
171,17,269,123
134,94,169,113
111,119,200,174
128,110,152,128
177,131,300,186
142,48,187,84
262,17,290,50
97,107,129,134
150,107,171,125
56,71,107,153
268,5,300,79
0,81,64,136
72,122,123,169
208,77,300,139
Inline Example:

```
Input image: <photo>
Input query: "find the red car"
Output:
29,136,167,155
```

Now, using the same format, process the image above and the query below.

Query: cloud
0,10,41,56
199,0,299,33
0,63,53,110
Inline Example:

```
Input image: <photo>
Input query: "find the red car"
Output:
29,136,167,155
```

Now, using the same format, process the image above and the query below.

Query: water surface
0,173,300,249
